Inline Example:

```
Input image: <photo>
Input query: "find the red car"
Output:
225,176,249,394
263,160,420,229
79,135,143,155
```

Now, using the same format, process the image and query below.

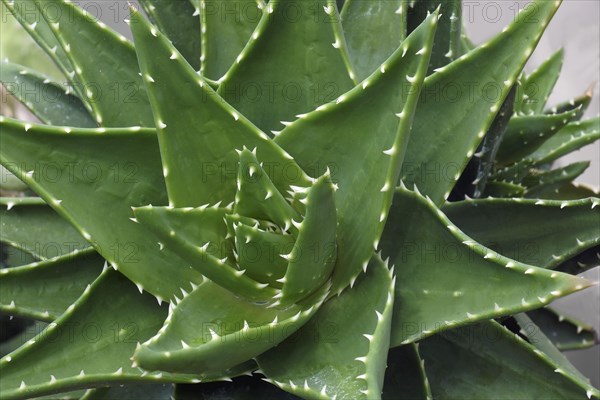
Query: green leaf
443,197,600,270
382,187,592,346
133,279,328,376
0,269,223,400
515,49,564,115
523,162,590,198
527,307,598,351
275,12,438,294
199,0,260,80
407,0,462,74
0,62,95,127
1,0,85,100
400,0,561,204
495,108,580,166
496,117,600,181
420,320,599,399
233,221,294,286
527,117,600,165
481,180,526,198
545,84,593,120
0,117,203,301
279,174,337,305
128,10,310,208
234,149,302,230
134,204,280,301
341,0,406,81
0,197,90,259
539,182,600,201
382,344,432,400
0,249,103,321
217,0,355,134
257,256,394,400
513,313,599,398
138,0,201,70
32,0,154,127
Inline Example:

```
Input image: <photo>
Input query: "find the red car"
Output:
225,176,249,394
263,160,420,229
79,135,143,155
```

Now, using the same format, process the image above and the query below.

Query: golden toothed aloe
0,0,599,399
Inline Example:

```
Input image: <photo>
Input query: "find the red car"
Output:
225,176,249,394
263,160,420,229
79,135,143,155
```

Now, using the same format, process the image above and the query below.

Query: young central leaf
135,149,338,306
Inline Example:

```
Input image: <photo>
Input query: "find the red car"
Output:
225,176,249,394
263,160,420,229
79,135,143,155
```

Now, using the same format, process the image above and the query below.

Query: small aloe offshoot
0,0,599,399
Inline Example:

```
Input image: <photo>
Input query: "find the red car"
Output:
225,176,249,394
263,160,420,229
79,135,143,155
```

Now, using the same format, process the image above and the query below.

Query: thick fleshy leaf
495,108,579,166
0,269,230,400
400,0,561,204
515,49,563,115
0,63,95,127
0,249,103,321
513,313,599,398
217,0,355,134
138,0,201,70
523,162,590,198
0,197,90,259
420,320,599,399
341,0,406,81
133,279,327,375
443,197,600,270
199,0,260,80
382,344,432,400
407,0,462,74
545,84,593,120
527,307,598,351
129,9,310,208
526,117,600,164
280,174,337,305
381,187,592,345
234,149,301,230
0,118,202,301
233,222,294,286
540,182,600,201
516,52,563,116
257,256,394,400
496,117,600,182
481,180,526,198
134,204,279,301
1,0,86,101
31,0,153,127
276,12,438,293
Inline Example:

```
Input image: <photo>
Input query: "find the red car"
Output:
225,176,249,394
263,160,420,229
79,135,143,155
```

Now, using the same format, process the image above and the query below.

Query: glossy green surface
0,249,103,321
420,320,599,399
383,188,591,345
443,197,600,269
0,197,90,259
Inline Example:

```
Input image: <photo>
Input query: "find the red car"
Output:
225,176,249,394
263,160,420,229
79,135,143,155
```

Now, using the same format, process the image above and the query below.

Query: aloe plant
0,0,599,399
